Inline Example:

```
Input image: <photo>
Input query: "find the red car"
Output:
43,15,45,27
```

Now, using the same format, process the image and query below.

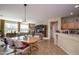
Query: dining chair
2,37,30,55
11,39,30,55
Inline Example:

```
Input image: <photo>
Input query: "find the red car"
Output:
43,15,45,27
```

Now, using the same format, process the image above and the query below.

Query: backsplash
60,29,79,34
69,29,79,34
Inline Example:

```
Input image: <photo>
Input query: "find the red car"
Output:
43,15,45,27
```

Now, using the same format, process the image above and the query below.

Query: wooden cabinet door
68,23,75,29
62,23,68,29
75,22,79,29
62,22,75,29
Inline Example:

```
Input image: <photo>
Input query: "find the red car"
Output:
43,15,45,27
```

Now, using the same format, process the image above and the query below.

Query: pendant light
24,4,27,22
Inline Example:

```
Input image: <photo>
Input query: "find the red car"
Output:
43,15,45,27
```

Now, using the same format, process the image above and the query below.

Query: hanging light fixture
24,4,27,22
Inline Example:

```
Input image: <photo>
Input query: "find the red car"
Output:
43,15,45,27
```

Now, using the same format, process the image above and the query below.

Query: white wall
57,18,61,31
47,17,61,39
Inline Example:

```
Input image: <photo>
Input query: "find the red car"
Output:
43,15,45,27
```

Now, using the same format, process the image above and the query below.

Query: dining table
22,37,39,54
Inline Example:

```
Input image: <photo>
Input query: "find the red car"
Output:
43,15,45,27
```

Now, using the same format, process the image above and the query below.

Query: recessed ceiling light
70,12,73,15
75,5,79,8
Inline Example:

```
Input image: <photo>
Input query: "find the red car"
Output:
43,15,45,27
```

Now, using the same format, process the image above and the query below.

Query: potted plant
0,29,4,37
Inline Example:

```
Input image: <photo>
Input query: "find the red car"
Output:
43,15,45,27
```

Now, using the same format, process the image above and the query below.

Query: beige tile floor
0,39,67,55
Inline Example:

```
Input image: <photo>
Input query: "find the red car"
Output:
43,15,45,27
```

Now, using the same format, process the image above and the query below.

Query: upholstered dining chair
2,38,30,55
2,38,15,54
2,38,13,50
12,39,30,55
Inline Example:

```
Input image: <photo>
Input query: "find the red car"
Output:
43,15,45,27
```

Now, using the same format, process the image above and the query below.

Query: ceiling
0,4,79,23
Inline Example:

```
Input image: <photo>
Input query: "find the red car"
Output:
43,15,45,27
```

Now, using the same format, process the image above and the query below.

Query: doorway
50,21,58,39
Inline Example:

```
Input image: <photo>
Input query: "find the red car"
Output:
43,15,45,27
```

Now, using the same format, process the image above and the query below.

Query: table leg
28,46,32,55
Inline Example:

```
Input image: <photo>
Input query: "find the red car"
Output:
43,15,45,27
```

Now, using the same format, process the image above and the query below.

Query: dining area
0,35,40,55
0,33,67,55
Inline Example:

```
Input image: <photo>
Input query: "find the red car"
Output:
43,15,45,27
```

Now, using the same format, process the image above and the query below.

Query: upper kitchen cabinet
61,15,79,30
74,17,79,29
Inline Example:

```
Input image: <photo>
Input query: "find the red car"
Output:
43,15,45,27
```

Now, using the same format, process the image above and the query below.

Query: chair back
13,40,24,48
2,38,13,46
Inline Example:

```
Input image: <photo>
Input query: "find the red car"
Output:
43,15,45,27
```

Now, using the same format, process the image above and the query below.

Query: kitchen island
54,33,79,55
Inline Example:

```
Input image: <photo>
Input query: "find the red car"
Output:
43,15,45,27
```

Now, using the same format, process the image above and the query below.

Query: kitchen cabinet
54,33,79,55
61,16,79,30
67,22,75,29
62,23,68,29
75,22,79,29
62,23,75,29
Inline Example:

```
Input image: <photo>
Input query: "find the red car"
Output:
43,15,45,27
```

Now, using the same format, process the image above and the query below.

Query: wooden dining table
26,37,39,44
22,37,39,54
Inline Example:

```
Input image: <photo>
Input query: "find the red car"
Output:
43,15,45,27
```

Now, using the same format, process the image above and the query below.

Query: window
5,21,18,33
20,24,29,33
